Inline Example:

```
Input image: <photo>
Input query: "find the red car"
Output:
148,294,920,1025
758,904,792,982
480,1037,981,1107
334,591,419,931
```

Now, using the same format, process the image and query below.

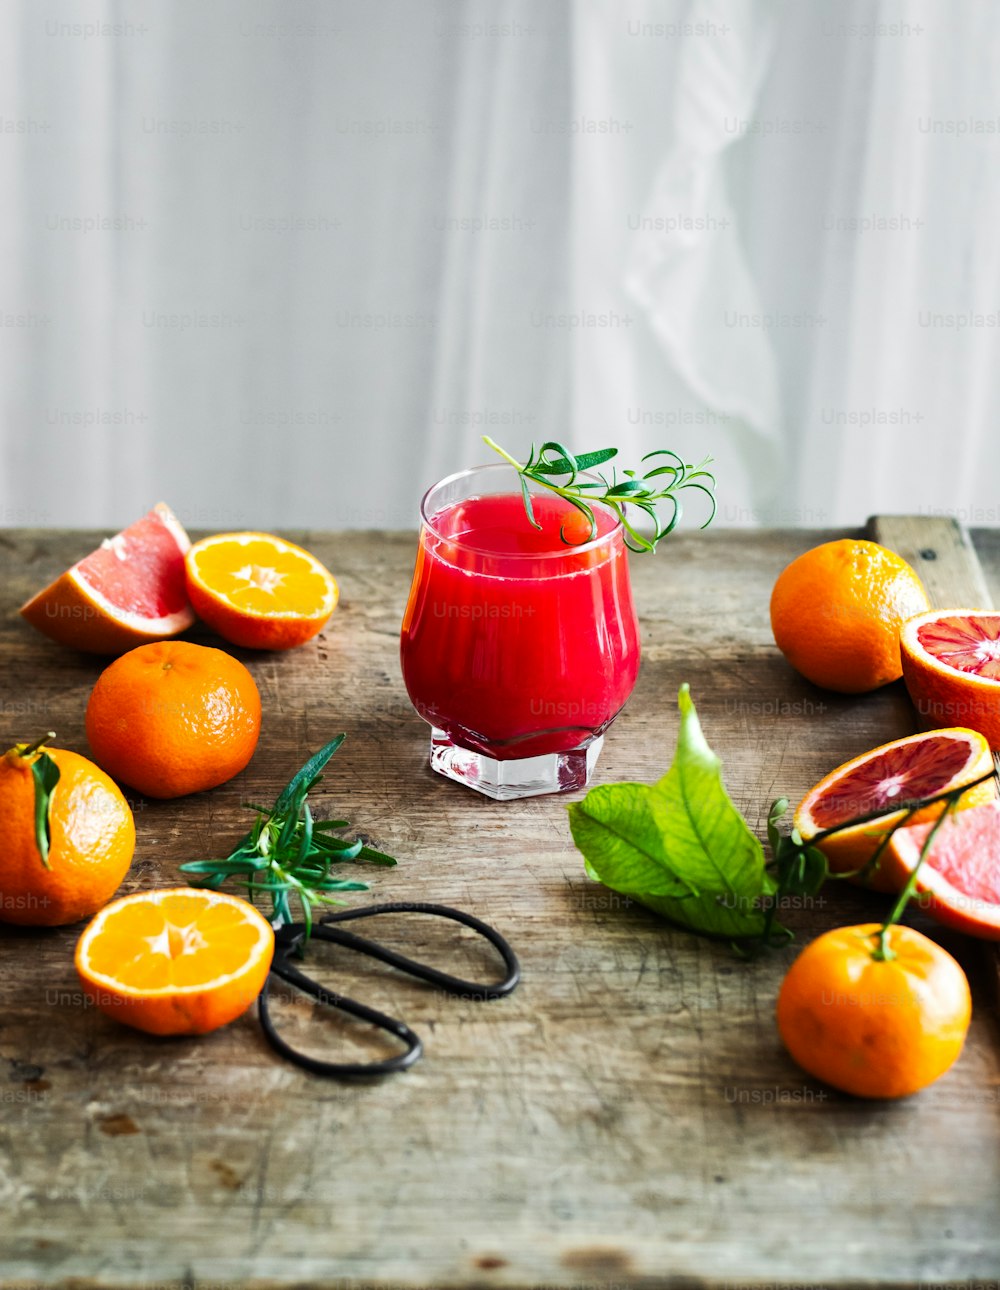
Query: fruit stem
846,804,922,885
18,732,56,759
871,798,958,962
482,435,526,473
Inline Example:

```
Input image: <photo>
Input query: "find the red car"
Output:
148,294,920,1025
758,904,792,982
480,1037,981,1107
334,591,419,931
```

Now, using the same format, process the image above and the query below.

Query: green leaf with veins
568,685,779,941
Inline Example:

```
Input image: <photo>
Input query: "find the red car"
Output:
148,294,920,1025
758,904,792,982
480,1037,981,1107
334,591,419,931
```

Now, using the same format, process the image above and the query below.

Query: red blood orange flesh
20,503,195,655
901,610,1000,748
885,799,1000,939
794,728,996,892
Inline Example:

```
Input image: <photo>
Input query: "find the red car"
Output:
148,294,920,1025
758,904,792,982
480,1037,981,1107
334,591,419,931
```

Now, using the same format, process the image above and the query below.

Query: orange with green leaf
0,736,135,926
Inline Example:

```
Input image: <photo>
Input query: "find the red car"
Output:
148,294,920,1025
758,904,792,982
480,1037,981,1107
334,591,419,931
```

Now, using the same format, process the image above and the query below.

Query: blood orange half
20,503,195,655
901,609,1000,749
885,799,1000,939
794,728,996,892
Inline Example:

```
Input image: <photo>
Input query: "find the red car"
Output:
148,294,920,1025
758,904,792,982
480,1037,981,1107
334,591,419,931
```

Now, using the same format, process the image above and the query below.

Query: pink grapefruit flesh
20,503,195,655
886,799,1000,939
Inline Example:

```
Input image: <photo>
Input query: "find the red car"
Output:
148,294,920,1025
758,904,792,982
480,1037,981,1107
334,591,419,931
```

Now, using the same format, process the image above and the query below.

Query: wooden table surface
1,524,999,1289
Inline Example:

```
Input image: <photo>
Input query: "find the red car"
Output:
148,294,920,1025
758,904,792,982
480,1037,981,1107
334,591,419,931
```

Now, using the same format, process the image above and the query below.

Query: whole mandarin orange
776,923,971,1099
0,740,135,926
769,539,929,693
85,641,261,799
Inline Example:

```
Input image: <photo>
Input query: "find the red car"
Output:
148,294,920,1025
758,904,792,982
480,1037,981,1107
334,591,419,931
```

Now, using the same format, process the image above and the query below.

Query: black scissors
258,901,521,1077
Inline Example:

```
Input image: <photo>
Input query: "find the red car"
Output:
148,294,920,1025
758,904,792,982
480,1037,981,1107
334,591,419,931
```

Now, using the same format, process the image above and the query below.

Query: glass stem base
428,729,604,801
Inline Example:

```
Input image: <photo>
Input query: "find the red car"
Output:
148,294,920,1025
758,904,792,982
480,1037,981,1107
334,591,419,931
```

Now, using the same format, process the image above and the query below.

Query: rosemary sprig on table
483,435,717,552
180,736,395,939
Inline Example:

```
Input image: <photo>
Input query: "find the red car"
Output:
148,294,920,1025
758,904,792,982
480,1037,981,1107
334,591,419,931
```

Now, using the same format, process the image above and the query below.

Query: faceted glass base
429,728,604,801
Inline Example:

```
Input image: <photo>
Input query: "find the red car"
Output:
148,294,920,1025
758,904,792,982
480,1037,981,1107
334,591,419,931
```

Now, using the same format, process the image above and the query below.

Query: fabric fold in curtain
1,0,998,530
624,0,781,445
0,0,570,531
571,0,776,530
794,0,1000,524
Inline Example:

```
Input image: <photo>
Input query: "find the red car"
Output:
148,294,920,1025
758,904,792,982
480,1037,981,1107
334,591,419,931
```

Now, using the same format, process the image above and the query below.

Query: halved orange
75,888,274,1035
20,503,194,655
901,609,1000,748
886,799,1000,939
794,727,996,892
185,532,338,650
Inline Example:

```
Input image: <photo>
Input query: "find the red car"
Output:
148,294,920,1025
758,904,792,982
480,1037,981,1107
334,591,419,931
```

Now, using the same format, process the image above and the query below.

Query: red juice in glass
400,464,640,799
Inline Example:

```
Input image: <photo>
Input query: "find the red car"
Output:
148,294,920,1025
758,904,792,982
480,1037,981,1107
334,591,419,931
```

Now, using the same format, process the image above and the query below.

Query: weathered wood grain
868,515,993,607
1,527,999,1289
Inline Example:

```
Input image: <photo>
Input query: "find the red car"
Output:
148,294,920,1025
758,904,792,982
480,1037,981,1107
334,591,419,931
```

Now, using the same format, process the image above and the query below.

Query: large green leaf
568,685,775,939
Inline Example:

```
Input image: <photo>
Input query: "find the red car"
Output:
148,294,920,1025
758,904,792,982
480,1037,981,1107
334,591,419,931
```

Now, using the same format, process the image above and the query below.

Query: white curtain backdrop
1,0,998,532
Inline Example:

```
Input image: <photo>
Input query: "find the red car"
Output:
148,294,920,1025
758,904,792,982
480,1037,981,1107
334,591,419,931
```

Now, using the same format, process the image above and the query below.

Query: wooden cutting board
1,519,999,1288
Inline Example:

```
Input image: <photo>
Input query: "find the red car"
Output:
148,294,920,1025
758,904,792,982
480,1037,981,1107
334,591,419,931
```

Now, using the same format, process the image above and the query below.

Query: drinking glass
400,462,640,800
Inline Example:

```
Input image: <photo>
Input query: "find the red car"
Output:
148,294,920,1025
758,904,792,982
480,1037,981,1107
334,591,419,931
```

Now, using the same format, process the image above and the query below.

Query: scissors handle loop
259,902,520,1078
258,957,423,1077
312,901,521,1000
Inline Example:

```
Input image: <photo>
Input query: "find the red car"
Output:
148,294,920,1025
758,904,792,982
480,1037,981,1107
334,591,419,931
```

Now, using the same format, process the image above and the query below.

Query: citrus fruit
901,609,1000,748
794,727,995,892
885,800,1000,939
0,738,135,926
776,923,971,1099
75,888,274,1035
20,503,195,655
85,641,261,799
770,539,929,693
185,532,338,651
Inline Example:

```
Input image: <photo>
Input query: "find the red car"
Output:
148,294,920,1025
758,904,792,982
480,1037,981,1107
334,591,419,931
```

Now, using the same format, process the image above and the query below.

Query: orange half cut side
901,609,1000,748
185,531,338,650
75,888,275,1035
793,727,996,891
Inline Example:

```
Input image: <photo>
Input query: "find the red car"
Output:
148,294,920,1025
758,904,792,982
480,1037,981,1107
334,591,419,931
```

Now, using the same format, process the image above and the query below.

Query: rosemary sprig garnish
180,735,396,938
483,435,717,552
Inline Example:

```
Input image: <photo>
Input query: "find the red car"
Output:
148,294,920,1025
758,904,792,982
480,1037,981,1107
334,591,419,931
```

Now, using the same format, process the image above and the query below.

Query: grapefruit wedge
794,728,996,892
885,799,1000,939
901,609,1000,748
20,503,195,655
